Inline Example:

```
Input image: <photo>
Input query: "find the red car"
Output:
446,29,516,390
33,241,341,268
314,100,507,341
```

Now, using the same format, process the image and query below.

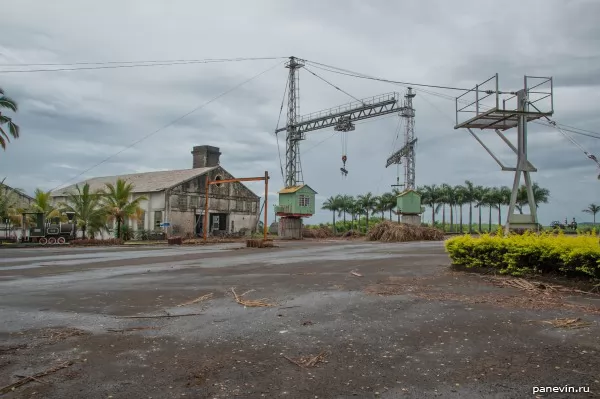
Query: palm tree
516,182,550,214
489,186,511,227
440,184,458,232
59,183,105,239
349,198,362,231
454,185,467,233
463,180,478,233
322,196,341,233
380,192,396,220
583,203,600,225
0,87,20,150
32,188,61,219
375,195,388,219
357,192,377,232
420,184,443,227
100,178,147,239
483,188,497,232
473,185,488,233
339,195,354,228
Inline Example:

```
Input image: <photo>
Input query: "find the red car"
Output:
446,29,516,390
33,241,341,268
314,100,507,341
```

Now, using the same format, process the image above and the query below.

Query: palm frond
0,96,18,112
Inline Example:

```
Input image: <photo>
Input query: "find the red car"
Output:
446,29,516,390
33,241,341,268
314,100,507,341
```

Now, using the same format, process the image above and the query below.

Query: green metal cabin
275,185,317,217
397,189,424,215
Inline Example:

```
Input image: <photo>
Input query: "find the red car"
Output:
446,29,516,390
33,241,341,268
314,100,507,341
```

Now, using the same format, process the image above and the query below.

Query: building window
154,211,162,229
178,195,187,211
137,211,145,230
299,195,310,207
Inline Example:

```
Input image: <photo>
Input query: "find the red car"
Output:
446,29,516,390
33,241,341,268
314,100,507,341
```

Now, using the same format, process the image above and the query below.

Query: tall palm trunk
82,224,87,239
468,203,473,233
116,218,122,239
449,206,454,233
497,205,502,227
478,208,482,233
442,205,446,231
459,205,463,233
488,206,492,232
332,211,336,233
431,205,436,227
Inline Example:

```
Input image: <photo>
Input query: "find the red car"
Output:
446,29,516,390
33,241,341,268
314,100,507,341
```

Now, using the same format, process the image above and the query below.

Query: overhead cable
0,57,287,73
50,60,284,191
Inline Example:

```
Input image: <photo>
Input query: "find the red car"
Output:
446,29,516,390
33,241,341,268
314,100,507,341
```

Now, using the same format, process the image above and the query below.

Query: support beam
467,128,512,171
203,172,270,242
505,90,538,233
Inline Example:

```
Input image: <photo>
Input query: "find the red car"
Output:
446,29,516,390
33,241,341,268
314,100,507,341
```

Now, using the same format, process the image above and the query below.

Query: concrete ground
0,240,599,399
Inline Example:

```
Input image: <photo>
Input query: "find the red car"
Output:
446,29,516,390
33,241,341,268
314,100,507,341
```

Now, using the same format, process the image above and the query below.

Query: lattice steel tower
385,88,418,190
285,56,305,188
402,88,416,190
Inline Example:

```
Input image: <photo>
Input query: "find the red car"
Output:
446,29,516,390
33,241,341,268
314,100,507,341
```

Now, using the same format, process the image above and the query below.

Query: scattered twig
0,360,76,395
40,328,87,342
282,351,327,369
230,288,274,307
540,317,592,329
176,293,214,307
0,344,27,354
350,271,363,277
282,355,306,369
106,326,161,333
118,313,203,319
13,374,49,385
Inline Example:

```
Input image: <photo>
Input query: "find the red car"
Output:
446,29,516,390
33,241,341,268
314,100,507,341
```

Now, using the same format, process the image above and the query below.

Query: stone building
50,145,261,237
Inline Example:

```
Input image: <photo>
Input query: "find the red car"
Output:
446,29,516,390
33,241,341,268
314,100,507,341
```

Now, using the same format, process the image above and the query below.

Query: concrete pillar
278,217,303,239
401,214,421,226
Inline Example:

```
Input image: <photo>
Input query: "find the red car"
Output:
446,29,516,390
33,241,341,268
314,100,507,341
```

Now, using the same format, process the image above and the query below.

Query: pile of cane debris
481,275,600,297
537,317,593,329
282,351,328,369
231,288,274,307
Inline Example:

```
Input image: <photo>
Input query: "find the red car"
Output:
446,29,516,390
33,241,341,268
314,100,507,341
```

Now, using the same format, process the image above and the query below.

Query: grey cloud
1,0,599,225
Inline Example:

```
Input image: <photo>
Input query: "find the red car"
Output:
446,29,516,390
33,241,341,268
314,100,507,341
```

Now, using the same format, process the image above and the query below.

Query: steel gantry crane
273,56,409,238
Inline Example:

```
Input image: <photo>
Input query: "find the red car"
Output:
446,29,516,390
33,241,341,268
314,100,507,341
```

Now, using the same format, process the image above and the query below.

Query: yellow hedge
444,229,600,278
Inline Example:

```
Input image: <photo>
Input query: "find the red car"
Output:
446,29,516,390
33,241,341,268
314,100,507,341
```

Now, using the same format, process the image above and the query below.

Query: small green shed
397,189,423,215
275,184,317,217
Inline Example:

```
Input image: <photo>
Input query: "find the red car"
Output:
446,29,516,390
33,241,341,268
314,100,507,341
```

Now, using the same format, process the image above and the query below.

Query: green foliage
58,183,106,239
118,225,134,241
0,87,20,150
444,229,600,279
135,229,150,241
100,178,147,239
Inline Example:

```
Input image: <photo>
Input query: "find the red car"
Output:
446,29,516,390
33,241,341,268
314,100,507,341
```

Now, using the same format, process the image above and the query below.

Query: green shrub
444,229,600,279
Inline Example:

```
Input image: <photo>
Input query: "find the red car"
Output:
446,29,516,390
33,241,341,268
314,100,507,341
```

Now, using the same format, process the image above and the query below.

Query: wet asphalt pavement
0,240,599,398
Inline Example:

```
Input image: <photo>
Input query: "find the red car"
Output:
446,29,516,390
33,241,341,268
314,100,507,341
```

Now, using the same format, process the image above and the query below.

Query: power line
274,76,289,181
307,59,600,139
304,60,475,92
303,66,364,104
51,59,284,191
0,56,286,67
0,57,286,74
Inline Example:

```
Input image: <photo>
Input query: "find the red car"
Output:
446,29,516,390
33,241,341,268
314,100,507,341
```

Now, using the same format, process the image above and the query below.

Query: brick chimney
191,145,221,168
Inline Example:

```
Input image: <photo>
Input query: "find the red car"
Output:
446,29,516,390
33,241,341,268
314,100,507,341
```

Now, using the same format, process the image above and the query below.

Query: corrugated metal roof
278,184,317,194
51,167,217,196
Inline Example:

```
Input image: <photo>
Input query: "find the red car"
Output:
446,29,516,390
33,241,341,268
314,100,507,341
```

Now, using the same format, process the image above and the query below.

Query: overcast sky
1,0,599,225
